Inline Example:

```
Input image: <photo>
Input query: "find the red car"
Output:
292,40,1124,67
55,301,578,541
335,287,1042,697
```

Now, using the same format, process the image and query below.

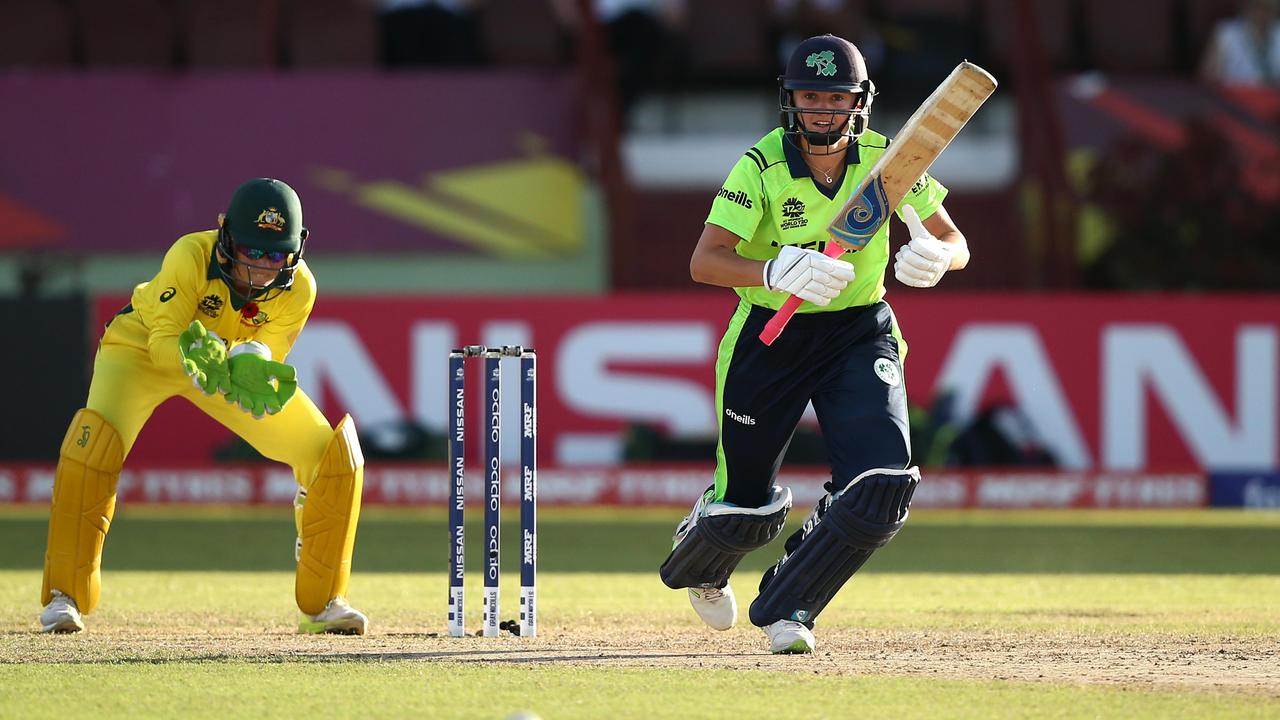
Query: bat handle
758,243,849,346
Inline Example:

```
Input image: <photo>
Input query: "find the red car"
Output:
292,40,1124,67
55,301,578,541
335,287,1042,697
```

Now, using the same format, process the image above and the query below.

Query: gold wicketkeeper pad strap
295,414,364,615
42,408,124,614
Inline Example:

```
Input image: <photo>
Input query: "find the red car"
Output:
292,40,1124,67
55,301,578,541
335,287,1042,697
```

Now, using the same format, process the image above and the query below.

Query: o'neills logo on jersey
716,187,753,209
725,408,756,426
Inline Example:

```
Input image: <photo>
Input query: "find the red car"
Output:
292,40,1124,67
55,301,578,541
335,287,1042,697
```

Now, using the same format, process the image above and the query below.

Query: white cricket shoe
298,597,368,635
40,589,85,634
762,619,815,654
688,585,737,630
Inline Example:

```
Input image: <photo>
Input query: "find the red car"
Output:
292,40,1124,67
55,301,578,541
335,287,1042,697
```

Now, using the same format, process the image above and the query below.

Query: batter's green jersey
706,127,948,312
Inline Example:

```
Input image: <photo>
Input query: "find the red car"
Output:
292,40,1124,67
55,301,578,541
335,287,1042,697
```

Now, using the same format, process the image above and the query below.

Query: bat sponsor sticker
831,177,888,250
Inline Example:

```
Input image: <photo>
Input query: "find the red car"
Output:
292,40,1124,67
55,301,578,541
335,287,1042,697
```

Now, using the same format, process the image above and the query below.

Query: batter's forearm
939,230,969,270
690,245,766,288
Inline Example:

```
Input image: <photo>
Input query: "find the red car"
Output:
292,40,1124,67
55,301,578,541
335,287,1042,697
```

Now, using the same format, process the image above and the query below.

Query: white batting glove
894,205,954,288
763,246,855,306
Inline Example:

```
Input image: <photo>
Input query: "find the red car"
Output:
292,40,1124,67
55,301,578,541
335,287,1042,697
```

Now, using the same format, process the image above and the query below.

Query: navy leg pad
748,467,919,626
660,487,792,589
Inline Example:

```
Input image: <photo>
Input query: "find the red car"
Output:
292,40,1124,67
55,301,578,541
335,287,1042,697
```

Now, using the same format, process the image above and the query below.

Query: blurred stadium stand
74,0,181,67
0,1,1249,77
285,0,378,67
183,0,282,68
482,0,565,66
984,0,1079,74
683,0,773,84
0,0,75,67
1081,0,1178,74
0,0,1275,294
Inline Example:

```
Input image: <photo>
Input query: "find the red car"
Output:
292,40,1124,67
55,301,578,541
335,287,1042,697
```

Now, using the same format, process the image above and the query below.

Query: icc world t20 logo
780,197,808,230
782,197,805,218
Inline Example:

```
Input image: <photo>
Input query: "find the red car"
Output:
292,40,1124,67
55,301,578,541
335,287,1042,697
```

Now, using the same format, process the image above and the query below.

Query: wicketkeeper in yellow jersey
39,178,368,635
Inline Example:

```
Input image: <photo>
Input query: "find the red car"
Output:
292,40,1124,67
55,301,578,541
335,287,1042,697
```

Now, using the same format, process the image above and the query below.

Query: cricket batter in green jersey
39,179,368,635
659,35,971,654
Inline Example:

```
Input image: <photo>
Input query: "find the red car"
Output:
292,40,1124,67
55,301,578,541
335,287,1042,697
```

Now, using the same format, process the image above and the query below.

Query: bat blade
759,62,997,346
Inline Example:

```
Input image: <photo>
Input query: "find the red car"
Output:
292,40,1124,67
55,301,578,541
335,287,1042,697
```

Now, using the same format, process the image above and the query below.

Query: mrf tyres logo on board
716,187,753,209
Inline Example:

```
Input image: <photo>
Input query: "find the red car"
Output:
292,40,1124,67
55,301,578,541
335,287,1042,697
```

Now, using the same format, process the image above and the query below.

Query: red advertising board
90,292,1279,473
0,464,1206,509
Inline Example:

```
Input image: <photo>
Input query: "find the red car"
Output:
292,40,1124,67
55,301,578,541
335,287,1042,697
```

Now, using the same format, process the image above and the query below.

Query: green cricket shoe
762,620,815,654
298,597,368,635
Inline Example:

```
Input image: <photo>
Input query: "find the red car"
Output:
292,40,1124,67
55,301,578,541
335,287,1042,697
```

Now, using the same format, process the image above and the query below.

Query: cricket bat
758,61,998,346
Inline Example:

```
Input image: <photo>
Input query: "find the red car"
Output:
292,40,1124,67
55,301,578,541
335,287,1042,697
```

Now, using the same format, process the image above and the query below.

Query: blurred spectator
553,0,687,122
771,0,883,76
908,391,961,468
948,401,1057,468
874,0,980,106
1081,117,1280,289
375,0,484,67
1199,0,1280,86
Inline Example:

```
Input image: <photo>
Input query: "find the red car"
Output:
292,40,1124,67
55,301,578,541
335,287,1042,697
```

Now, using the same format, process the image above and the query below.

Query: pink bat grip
758,242,849,346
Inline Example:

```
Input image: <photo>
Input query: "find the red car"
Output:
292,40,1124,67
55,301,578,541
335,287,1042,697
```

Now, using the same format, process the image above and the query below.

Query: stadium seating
1082,0,1177,74
73,0,179,67
0,0,75,67
984,0,1079,73
1184,0,1244,60
285,0,377,67
683,0,772,84
0,0,1235,81
184,0,282,68
877,0,976,21
481,0,565,66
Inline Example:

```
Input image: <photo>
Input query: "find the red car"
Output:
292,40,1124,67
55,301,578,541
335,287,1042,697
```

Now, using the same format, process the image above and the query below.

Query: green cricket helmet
215,178,308,303
779,34,876,151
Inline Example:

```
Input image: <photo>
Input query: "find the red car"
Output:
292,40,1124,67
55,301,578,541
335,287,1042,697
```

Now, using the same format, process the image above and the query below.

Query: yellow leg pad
41,409,124,615
296,414,364,616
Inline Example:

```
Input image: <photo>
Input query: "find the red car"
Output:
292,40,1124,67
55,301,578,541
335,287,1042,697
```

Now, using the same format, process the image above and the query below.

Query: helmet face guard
779,78,875,152
215,221,307,305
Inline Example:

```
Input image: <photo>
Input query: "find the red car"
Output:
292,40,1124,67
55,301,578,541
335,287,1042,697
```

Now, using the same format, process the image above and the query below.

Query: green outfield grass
1,506,1277,719
2,663,1275,720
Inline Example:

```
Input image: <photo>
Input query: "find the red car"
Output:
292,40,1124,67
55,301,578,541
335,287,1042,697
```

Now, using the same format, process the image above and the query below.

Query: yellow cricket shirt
102,230,316,371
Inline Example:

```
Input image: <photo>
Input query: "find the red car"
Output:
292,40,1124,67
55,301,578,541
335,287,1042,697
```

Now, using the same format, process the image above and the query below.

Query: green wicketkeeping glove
226,343,298,419
177,320,231,395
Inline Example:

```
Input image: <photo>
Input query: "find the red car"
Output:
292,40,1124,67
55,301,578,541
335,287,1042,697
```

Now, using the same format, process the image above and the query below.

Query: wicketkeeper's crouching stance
661,34,970,654
40,178,368,635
